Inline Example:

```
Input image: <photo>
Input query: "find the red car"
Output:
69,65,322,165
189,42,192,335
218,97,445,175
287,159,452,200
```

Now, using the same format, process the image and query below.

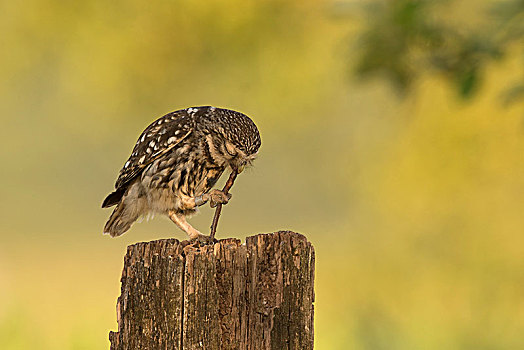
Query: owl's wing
114,110,194,190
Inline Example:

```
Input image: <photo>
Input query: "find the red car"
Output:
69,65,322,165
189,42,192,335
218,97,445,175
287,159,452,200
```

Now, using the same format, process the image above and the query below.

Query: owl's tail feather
102,188,125,208
104,203,136,237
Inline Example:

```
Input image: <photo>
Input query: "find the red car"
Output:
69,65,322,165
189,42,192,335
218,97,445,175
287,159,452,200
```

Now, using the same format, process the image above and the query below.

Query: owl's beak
236,163,245,174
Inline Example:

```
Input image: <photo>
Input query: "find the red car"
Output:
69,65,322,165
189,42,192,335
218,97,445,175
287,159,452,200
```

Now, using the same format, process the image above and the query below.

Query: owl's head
194,106,261,173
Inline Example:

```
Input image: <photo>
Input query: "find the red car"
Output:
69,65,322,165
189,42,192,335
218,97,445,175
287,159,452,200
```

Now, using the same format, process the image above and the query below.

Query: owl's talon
189,234,217,245
207,189,232,208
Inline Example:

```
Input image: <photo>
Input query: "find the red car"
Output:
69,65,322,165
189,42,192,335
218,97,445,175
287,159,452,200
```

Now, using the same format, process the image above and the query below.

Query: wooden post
109,231,315,350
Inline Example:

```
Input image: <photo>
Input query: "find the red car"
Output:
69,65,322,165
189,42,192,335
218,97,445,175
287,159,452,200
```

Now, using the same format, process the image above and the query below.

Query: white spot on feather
168,137,176,144
139,155,146,164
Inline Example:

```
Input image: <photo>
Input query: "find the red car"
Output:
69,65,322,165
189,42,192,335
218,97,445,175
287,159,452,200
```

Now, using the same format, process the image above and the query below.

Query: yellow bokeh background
1,1,523,349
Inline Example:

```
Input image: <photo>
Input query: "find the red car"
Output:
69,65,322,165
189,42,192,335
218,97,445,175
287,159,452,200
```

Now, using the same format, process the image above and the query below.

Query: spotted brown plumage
102,106,261,240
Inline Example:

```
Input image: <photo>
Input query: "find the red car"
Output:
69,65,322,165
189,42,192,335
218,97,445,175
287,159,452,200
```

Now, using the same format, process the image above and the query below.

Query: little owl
102,106,261,241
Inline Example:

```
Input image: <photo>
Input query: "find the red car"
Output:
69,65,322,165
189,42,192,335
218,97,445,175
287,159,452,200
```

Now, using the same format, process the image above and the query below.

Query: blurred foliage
0,0,523,349
352,0,524,99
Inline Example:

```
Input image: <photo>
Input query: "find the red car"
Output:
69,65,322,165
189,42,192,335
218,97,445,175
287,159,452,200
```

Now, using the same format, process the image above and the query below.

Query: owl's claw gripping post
191,234,218,246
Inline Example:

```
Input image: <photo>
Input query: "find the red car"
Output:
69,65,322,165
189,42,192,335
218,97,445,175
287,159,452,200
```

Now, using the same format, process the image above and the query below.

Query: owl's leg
168,211,203,240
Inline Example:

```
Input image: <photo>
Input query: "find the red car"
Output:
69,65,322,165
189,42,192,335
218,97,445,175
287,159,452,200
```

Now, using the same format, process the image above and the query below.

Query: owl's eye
225,142,237,157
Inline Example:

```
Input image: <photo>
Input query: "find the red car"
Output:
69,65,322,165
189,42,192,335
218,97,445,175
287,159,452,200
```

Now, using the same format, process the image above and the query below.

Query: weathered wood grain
109,231,315,350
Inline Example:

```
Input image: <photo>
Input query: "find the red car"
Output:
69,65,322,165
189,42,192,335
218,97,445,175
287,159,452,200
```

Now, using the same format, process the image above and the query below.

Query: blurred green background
1,0,523,349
